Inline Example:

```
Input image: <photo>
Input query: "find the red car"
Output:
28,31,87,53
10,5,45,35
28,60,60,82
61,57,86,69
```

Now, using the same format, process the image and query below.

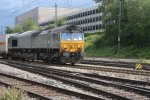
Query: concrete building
39,5,102,33
65,6,102,33
15,7,79,25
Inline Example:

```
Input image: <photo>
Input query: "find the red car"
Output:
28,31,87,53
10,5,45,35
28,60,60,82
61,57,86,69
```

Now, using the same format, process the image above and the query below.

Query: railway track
82,59,150,70
0,60,150,100
75,64,150,76
0,68,105,100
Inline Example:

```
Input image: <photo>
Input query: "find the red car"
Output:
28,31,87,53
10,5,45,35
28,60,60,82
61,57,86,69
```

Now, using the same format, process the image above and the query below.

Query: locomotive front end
60,26,84,65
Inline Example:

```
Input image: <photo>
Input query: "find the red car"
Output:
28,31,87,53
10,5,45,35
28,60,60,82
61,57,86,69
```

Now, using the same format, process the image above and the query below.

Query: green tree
95,0,119,46
95,0,150,47
57,17,65,27
22,18,39,31
12,25,22,33
123,0,150,47
5,26,13,34
45,17,65,29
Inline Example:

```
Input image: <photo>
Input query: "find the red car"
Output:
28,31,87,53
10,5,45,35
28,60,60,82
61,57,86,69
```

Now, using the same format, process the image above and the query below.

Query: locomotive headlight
78,44,83,51
62,44,69,52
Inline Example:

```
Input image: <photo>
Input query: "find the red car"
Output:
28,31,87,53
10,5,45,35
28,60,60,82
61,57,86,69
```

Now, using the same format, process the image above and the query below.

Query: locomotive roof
48,25,82,33
10,25,82,38
10,30,49,38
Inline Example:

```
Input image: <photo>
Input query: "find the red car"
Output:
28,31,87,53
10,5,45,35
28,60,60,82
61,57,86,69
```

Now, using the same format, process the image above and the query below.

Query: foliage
48,23,55,29
5,26,13,34
6,18,39,34
85,33,150,59
40,17,65,29
21,18,39,31
94,0,150,48
57,17,65,27
6,17,66,34
13,25,22,33
0,87,25,100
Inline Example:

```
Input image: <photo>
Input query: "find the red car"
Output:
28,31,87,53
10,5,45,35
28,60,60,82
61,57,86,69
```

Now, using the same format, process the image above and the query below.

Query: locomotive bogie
60,52,84,64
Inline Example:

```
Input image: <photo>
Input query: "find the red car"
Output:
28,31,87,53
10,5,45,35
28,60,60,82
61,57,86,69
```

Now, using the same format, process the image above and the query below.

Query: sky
0,0,97,33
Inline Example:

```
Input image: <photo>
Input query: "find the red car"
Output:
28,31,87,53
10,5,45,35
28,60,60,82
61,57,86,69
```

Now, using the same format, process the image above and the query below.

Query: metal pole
0,25,3,34
118,0,124,52
55,3,57,27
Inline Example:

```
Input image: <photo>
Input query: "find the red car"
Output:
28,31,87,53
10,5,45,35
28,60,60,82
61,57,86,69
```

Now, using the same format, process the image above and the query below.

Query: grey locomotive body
6,25,84,64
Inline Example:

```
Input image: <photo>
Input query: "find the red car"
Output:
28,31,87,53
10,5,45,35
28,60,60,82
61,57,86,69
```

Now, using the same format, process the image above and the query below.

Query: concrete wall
15,8,38,25
15,7,79,25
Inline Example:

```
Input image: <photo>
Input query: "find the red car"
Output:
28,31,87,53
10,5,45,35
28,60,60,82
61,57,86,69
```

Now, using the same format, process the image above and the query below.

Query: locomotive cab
60,25,84,65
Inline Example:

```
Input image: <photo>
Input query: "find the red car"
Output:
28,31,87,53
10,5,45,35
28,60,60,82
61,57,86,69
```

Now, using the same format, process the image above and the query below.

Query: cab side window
53,34,59,41
12,40,17,47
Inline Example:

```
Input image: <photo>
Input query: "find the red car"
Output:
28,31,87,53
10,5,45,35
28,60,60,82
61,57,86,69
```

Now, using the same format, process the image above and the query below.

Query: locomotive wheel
51,57,60,64
71,63,75,66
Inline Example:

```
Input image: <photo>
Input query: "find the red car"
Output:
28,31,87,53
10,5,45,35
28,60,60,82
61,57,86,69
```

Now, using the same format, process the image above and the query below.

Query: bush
85,33,150,59
0,87,25,100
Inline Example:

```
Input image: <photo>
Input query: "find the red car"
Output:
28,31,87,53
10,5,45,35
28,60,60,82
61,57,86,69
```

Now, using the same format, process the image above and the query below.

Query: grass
84,33,150,60
0,87,25,100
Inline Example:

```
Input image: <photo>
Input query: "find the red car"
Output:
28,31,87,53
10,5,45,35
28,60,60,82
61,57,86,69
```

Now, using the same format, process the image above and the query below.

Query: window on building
96,9,99,13
85,12,87,16
93,25,96,30
88,11,90,15
83,27,85,31
99,16,102,20
77,14,79,18
81,20,83,24
90,26,92,31
82,20,85,24
83,12,85,16
84,19,86,24
76,21,78,25
90,10,93,15
96,25,99,30
79,13,81,17
96,17,99,21
81,13,83,17
85,27,87,31
68,16,70,20
88,26,90,31
79,21,81,25
85,19,87,23
90,18,92,23
93,17,96,22
93,10,96,14
98,25,102,29
75,15,78,18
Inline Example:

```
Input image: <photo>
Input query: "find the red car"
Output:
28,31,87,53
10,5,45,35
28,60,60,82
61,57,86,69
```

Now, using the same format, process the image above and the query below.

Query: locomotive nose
60,41,84,52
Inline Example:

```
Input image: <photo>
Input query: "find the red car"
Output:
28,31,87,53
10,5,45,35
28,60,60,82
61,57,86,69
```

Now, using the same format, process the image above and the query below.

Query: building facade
15,7,79,25
39,5,102,33
65,6,102,33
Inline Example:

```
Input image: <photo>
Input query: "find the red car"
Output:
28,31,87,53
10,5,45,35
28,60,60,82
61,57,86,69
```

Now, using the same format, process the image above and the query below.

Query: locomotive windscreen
61,33,83,41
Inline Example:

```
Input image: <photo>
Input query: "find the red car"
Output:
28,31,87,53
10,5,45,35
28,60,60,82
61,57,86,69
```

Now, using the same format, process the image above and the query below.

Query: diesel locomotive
0,25,84,65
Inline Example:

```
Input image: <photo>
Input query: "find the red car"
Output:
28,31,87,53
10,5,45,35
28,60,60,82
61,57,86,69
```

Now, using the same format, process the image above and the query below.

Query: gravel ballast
0,63,104,99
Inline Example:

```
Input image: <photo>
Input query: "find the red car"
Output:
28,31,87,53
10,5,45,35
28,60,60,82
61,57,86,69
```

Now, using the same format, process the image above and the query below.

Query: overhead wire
0,0,45,18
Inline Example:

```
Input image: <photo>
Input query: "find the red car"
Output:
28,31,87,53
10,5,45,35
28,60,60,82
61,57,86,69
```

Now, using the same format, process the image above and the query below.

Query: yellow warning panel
135,64,142,70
